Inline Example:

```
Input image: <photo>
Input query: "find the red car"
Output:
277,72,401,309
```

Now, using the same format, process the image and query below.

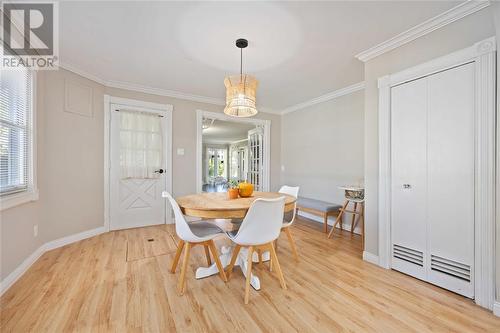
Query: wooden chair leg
244,246,254,304
351,202,358,233
203,244,212,266
269,242,286,290
284,228,299,261
226,244,241,279
258,250,263,265
178,242,191,295
361,203,365,250
328,200,348,239
323,213,328,233
170,240,185,273
208,240,227,282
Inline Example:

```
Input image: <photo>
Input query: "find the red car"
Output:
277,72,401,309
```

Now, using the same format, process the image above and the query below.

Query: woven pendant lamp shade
223,74,258,117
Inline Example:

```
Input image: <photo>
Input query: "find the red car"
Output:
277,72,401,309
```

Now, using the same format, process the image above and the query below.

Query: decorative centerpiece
227,180,240,200
238,181,254,198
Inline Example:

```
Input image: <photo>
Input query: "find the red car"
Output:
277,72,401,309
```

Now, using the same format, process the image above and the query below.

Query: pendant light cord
240,47,243,77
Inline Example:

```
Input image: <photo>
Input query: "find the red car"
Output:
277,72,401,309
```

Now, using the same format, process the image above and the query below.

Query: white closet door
427,63,475,297
390,78,428,280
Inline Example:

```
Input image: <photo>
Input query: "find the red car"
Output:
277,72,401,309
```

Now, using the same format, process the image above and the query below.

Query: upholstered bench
296,197,342,233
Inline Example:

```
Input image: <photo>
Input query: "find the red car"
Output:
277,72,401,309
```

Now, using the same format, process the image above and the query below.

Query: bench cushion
297,197,341,213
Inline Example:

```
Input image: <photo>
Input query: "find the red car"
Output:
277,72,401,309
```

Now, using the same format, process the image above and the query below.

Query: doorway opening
196,110,270,193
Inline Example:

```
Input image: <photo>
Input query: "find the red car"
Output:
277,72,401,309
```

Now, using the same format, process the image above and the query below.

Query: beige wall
1,68,282,282
363,7,496,260
281,90,364,206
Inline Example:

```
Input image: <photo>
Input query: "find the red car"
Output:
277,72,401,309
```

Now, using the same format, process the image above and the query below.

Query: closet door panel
427,63,474,296
390,78,427,278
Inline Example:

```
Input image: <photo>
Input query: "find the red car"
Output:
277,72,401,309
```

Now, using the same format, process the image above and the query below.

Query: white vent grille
430,255,471,282
393,244,423,266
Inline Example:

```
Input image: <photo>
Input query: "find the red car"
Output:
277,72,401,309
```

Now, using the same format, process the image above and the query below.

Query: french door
247,127,263,191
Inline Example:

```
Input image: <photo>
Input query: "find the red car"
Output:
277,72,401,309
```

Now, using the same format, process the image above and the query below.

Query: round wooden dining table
175,191,297,219
171,191,297,291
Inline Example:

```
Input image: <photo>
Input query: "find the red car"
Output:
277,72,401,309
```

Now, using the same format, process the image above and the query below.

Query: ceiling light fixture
223,38,258,117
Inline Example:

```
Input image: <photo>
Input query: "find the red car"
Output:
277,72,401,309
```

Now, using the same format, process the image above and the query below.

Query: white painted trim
59,61,107,86
281,81,365,115
355,0,491,62
377,37,496,310
0,190,39,211
493,302,500,317
362,251,379,266
0,245,45,296
0,226,106,296
44,227,106,251
103,95,173,231
196,110,271,193
296,210,362,235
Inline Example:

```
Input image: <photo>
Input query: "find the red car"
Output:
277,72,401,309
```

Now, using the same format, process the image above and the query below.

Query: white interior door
110,105,170,230
426,63,474,297
390,77,428,280
390,63,475,298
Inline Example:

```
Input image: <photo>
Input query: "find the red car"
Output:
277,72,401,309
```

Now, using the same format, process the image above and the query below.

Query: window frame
0,70,38,211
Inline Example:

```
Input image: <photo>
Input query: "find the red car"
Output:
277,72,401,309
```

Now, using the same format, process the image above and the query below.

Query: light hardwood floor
1,217,499,332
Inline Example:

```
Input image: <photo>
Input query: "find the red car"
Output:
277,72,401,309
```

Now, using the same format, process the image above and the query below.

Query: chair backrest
279,185,299,225
164,192,201,243
231,197,285,246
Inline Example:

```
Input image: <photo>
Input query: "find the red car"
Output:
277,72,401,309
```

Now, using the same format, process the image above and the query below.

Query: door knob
403,184,411,189
154,169,164,174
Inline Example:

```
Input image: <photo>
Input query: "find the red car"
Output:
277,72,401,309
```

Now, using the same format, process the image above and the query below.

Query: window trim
0,71,38,211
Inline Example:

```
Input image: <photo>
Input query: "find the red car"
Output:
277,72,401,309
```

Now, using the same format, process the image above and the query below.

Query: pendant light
223,38,258,117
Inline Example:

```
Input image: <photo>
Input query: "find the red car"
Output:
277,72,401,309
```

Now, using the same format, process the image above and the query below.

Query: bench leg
323,213,328,233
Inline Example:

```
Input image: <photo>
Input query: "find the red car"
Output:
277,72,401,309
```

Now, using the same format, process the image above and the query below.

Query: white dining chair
164,192,227,295
225,197,287,304
278,185,300,261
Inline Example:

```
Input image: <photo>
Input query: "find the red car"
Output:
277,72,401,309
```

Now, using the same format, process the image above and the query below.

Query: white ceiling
59,1,461,112
202,119,256,144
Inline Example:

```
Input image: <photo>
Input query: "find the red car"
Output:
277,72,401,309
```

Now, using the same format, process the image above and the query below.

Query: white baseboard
297,210,362,235
0,226,106,296
363,251,380,266
0,245,45,296
45,226,105,251
494,301,500,317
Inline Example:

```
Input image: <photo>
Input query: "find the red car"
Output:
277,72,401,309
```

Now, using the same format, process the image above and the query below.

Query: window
0,69,36,206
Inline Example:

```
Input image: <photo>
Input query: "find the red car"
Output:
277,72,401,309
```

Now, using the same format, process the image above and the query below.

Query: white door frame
377,37,496,310
104,95,173,231
196,110,271,193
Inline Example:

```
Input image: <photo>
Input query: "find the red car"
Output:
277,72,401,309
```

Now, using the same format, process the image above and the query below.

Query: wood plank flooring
1,217,499,332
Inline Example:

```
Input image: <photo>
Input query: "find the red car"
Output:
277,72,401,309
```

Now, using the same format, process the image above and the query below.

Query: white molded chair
164,192,227,295
278,185,300,261
225,197,287,304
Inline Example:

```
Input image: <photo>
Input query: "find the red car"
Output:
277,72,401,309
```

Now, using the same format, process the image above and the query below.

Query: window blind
0,69,32,196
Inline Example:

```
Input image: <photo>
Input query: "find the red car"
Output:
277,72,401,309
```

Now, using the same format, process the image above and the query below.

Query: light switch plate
177,148,185,156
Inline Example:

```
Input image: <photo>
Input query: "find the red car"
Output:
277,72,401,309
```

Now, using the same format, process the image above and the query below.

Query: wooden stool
327,186,365,250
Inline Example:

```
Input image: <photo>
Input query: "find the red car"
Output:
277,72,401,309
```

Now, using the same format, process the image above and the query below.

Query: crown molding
59,62,108,86
355,0,491,62
59,61,226,106
280,81,365,115
106,80,225,106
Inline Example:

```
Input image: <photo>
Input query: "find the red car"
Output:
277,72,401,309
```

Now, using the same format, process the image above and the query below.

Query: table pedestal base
195,245,270,290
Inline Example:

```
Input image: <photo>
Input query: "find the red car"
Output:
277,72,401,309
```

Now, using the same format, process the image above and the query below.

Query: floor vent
393,244,423,266
431,255,471,282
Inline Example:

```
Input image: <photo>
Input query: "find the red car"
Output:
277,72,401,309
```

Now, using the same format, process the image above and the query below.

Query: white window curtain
0,69,33,196
119,110,163,179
